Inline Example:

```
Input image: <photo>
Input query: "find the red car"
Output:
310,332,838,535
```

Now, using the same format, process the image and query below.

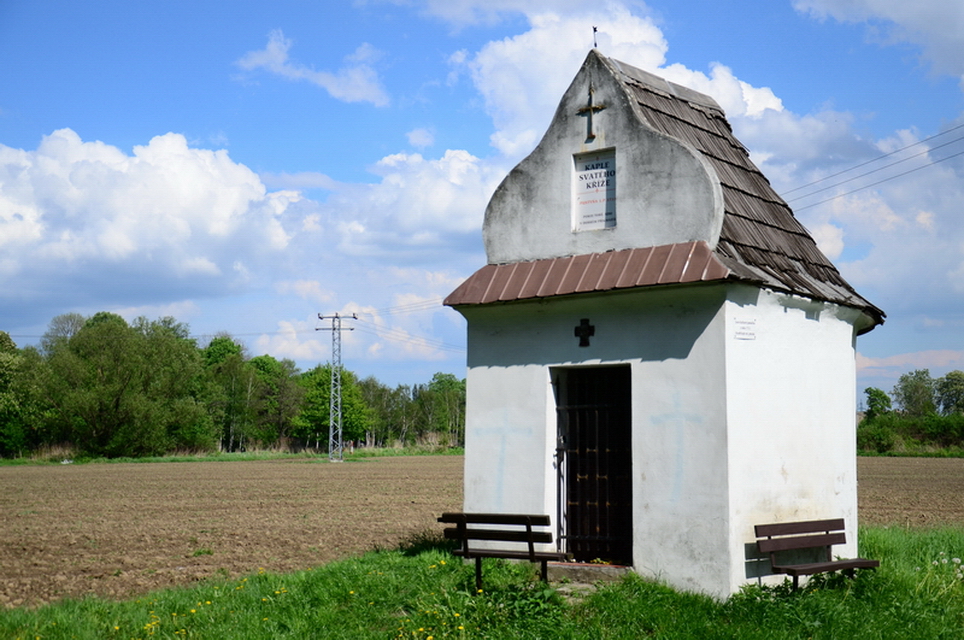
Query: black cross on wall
574,318,595,347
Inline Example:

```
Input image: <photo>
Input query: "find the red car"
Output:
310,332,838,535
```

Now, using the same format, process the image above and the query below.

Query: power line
786,134,964,204
781,121,964,210
352,318,465,353
782,121,964,197
365,298,445,316
793,147,964,212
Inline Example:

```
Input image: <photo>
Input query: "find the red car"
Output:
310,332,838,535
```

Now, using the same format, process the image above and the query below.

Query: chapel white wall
460,285,733,594
723,285,861,591
459,283,865,597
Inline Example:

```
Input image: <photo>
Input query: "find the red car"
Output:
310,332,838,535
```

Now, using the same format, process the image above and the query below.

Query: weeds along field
0,455,962,609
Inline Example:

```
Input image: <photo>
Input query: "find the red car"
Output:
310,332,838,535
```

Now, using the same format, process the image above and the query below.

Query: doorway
555,365,633,565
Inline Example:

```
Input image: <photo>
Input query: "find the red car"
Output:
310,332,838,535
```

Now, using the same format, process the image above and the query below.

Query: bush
857,420,895,453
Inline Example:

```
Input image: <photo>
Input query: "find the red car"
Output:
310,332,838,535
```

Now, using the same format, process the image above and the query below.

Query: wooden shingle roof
446,53,884,331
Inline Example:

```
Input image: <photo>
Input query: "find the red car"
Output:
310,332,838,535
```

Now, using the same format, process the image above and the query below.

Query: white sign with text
573,150,616,231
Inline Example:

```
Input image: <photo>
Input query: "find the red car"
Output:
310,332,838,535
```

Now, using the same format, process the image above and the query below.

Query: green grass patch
0,446,464,467
2,527,963,639
346,445,464,460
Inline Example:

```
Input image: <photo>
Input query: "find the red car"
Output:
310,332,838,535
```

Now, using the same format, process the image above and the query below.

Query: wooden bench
437,513,569,591
755,518,879,589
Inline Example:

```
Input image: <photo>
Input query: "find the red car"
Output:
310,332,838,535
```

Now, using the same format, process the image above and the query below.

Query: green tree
249,355,305,445
132,316,217,452
0,332,27,456
892,369,937,417
42,313,216,457
39,312,85,355
357,376,404,447
863,387,892,422
296,365,369,449
936,370,964,415
212,354,260,452
204,335,259,452
409,373,466,446
203,333,243,367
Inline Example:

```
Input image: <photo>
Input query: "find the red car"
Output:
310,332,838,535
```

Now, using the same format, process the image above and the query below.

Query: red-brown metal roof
444,241,732,306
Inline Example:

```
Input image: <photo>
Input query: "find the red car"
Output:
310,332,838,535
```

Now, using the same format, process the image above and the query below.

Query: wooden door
556,366,633,565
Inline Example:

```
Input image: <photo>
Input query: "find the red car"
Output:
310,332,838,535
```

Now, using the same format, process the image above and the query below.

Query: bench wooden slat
438,512,551,526
757,532,846,554
755,518,844,538
452,549,568,561
772,558,881,576
442,528,553,544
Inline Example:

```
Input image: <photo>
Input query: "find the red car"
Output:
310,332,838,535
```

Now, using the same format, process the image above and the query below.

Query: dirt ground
857,456,964,528
1,455,962,609
0,456,463,609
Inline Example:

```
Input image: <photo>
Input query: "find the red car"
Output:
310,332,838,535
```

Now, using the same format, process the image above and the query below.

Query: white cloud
407,128,435,148
659,62,783,119
260,171,340,192
276,280,335,305
254,319,328,364
457,7,668,157
236,30,390,106
113,300,203,324
318,148,503,258
0,129,302,324
794,0,964,80
809,222,845,260
858,350,964,379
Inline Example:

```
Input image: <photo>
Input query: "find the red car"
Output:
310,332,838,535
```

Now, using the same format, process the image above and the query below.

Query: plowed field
1,455,962,609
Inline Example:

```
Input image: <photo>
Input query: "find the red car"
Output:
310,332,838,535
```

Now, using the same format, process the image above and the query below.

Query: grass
0,445,464,467
2,527,963,639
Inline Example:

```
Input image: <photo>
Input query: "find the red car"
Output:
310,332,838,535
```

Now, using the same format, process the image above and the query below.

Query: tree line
0,313,465,458
859,369,964,453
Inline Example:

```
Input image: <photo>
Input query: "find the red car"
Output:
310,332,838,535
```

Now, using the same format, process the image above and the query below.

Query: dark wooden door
556,366,632,565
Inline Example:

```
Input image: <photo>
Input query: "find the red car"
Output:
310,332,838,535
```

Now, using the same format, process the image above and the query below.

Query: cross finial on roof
593,26,598,49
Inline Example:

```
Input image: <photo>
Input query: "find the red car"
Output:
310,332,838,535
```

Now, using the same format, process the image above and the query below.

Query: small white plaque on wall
734,317,757,341
573,149,616,231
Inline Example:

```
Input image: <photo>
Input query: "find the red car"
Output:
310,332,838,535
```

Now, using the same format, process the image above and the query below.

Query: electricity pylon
317,313,356,461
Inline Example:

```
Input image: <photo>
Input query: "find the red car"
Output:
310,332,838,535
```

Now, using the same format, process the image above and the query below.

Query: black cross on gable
576,85,606,141
574,318,595,347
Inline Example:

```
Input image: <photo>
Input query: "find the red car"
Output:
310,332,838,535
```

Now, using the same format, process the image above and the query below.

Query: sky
2,0,963,397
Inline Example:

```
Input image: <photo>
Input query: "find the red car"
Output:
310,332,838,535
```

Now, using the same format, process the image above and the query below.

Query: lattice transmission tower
317,313,356,461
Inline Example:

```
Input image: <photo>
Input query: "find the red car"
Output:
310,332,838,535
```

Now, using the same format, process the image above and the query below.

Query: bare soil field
857,456,964,528
0,455,962,609
0,456,462,609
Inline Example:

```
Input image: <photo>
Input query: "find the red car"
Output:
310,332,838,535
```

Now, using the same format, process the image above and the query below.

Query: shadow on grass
394,529,459,556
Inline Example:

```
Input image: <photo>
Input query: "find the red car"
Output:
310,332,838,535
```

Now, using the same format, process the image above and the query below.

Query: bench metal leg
475,557,483,592
540,560,548,583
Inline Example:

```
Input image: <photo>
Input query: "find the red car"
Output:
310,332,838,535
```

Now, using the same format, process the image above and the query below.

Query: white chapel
444,50,884,597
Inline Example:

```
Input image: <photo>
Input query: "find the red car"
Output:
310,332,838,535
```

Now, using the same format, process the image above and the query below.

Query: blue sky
2,0,963,397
